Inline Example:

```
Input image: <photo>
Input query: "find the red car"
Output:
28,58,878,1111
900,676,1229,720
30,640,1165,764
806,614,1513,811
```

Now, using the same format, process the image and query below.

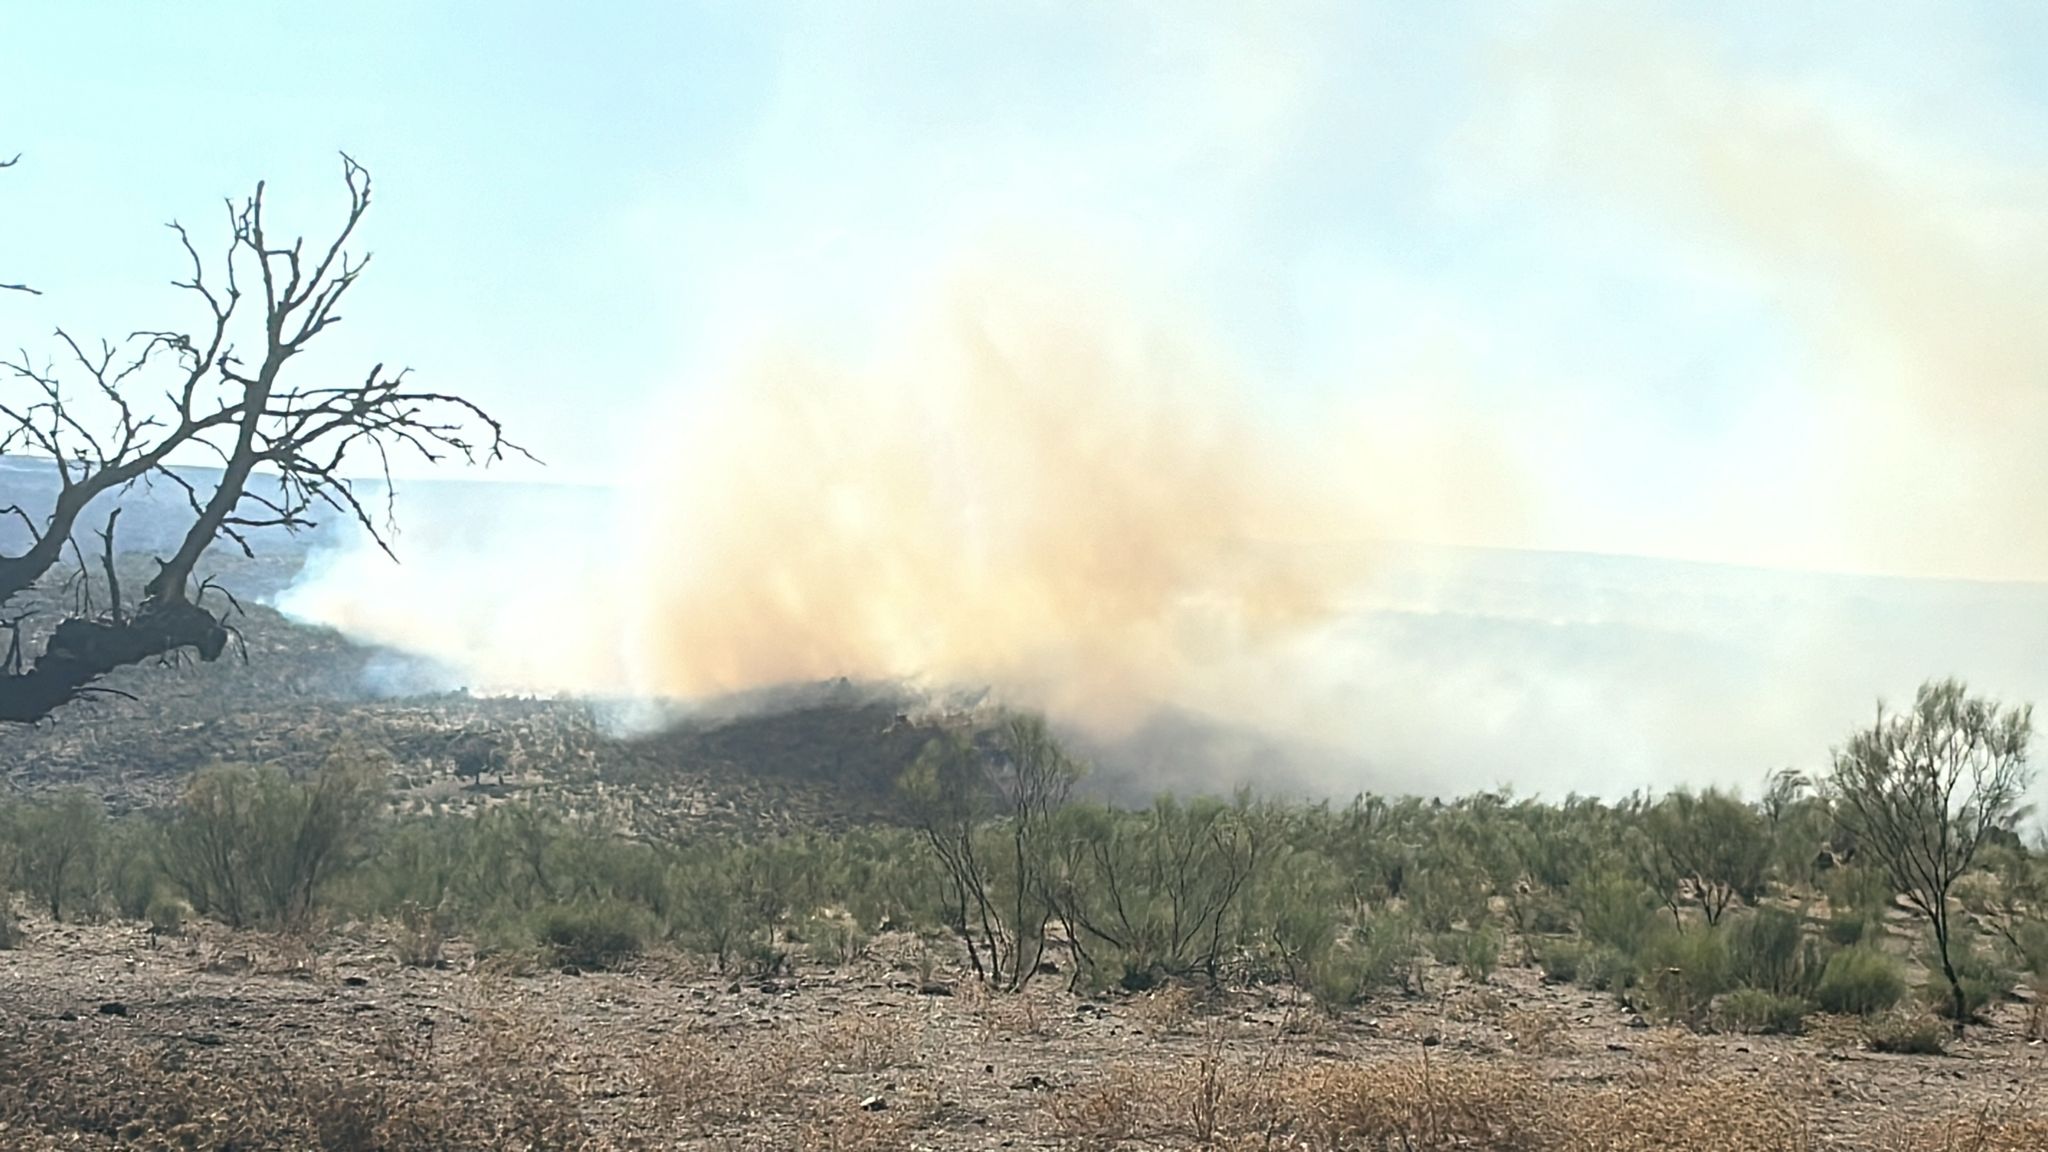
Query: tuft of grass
1714,988,1808,1035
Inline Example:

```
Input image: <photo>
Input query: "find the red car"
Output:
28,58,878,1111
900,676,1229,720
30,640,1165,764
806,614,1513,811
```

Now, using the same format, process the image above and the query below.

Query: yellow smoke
615,266,1375,733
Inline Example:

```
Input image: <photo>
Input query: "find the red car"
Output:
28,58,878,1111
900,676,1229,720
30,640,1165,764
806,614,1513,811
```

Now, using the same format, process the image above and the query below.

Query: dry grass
1049,1042,1829,1152
812,1011,916,1072
1502,1006,1574,1055
959,978,1057,1038
1892,1097,2048,1152
637,1024,808,1129
1132,982,1202,1035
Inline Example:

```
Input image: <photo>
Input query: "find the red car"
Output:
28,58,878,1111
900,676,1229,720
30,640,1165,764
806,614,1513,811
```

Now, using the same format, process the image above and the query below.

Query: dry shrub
1502,1007,1573,1056
960,980,1054,1038
1133,983,1201,1035
393,901,447,969
1047,1065,1147,1148
1050,1044,1823,1152
1569,1075,1813,1152
795,1098,915,1152
1281,1052,1551,1151
460,1004,589,1148
639,1025,807,1129
1892,1097,2048,1152
813,1012,912,1073
1865,1012,1949,1056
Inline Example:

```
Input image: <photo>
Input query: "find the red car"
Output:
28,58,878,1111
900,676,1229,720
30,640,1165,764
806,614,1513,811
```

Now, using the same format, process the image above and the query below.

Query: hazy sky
9,1,2048,580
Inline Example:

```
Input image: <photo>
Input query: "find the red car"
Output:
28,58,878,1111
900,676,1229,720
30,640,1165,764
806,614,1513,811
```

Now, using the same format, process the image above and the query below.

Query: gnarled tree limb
0,153,525,722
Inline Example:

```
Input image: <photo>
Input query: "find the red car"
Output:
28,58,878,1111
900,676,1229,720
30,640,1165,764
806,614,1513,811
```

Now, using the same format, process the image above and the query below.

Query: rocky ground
2,915,2043,1150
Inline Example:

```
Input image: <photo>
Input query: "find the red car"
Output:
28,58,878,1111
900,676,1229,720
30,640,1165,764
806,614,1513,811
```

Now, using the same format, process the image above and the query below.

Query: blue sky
8,1,2048,579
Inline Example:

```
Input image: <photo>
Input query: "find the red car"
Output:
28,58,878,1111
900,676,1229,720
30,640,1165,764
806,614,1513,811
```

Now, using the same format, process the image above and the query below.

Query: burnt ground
1,915,2042,1151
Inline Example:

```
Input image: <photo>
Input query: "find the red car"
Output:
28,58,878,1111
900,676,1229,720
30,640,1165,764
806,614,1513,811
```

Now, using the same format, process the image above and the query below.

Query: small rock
859,1095,887,1112
342,975,369,988
98,1002,128,1017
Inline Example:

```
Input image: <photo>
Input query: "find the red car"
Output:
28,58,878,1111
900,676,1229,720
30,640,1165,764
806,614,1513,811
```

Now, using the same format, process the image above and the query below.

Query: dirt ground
1,916,2043,1150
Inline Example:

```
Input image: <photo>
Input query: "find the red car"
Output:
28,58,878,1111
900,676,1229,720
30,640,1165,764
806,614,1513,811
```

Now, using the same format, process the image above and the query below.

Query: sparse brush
393,901,447,969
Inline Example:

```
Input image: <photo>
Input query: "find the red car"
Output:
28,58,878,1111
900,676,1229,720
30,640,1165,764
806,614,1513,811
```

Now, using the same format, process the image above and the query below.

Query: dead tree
0,153,525,722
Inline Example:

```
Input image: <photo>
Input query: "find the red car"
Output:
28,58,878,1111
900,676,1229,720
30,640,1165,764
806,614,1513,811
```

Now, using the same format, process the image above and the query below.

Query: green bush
1306,915,1415,1011
2009,921,2048,979
1824,910,1875,947
1727,906,1821,998
1638,927,1732,1026
1865,1012,1947,1055
1572,871,1663,958
1543,940,1637,992
531,902,646,970
1814,946,1906,1016
11,791,107,922
1457,926,1500,983
145,894,187,938
1713,988,1807,1035
161,758,384,930
1533,938,1586,984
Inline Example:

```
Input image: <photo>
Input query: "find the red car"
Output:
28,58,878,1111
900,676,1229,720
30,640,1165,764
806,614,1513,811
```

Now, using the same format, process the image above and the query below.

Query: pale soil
1,917,2043,1150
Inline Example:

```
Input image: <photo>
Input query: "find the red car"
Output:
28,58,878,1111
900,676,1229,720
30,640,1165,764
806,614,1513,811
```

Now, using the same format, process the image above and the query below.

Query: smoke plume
285,264,1403,744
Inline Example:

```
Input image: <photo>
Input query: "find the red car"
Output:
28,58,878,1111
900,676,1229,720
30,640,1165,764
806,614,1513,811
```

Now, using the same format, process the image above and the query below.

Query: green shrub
1714,988,1807,1035
2009,921,2048,979
1457,926,1500,983
1727,906,1821,998
161,758,384,931
1534,938,1586,984
1824,910,1875,947
1572,872,1663,958
1865,1012,1947,1055
1814,946,1906,1016
531,902,646,970
1306,916,1415,1011
145,894,187,938
11,791,107,922
1547,941,1637,992
1638,927,1732,1026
